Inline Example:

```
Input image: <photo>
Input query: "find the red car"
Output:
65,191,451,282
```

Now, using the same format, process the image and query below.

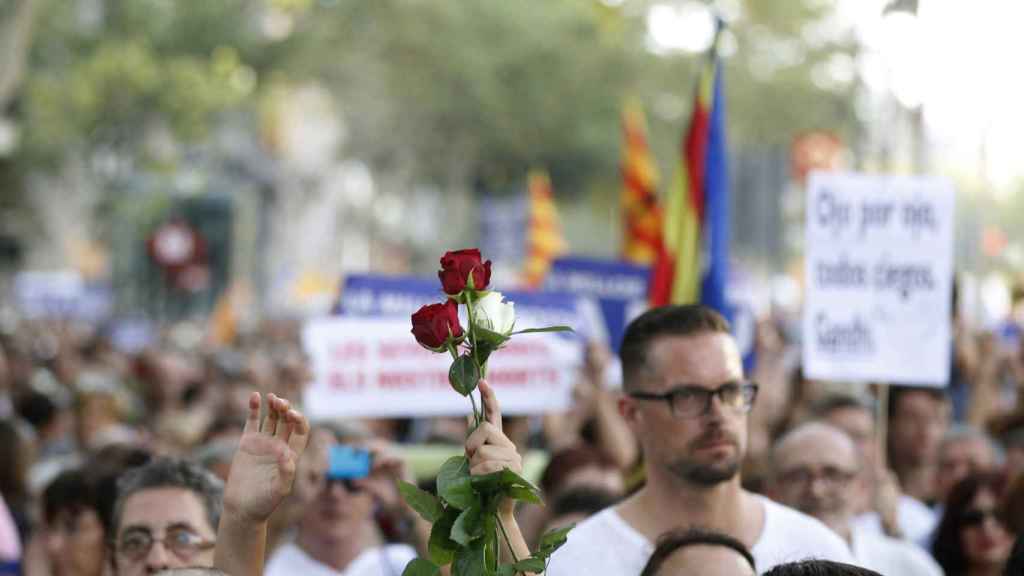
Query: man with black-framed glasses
547,304,854,575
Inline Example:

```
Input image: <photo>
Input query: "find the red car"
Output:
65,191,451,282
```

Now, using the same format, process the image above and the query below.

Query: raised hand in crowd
465,380,534,565
215,392,310,576
543,342,637,470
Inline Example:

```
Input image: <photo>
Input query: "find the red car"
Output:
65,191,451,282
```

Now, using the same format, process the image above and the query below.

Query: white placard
302,317,582,420
803,172,955,386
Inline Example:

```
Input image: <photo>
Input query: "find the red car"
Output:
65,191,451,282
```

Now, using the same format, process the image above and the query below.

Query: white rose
472,292,516,335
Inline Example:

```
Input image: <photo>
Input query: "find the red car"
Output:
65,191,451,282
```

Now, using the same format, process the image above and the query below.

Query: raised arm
465,380,534,565
215,392,310,576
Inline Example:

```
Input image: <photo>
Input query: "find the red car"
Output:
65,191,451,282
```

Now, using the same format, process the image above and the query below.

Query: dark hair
112,458,223,536
90,445,153,534
887,386,948,422
1006,534,1024,576
932,472,1011,575
540,445,618,496
44,468,99,524
549,487,620,519
763,560,883,575
640,528,755,576
620,305,731,390
0,419,29,506
812,393,874,419
15,390,58,430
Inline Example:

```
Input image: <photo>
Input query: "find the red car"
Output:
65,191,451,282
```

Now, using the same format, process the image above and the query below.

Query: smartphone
327,445,372,481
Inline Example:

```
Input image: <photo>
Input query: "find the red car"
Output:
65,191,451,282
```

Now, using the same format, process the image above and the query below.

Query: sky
645,0,1024,196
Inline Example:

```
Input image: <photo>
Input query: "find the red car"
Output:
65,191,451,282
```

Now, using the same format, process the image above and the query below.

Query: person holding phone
264,425,420,576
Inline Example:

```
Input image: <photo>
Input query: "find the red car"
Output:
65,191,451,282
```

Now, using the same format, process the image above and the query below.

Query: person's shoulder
757,496,854,561
856,529,943,576
265,542,314,576
547,507,652,575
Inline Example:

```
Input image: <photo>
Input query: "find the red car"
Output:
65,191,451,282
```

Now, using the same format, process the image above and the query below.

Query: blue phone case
327,445,372,480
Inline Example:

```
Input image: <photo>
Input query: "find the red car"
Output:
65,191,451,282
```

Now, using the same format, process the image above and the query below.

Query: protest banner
14,270,113,321
544,257,650,352
803,172,955,386
302,316,580,419
303,273,587,419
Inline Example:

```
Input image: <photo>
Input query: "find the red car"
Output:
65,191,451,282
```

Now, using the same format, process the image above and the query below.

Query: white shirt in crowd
849,522,944,576
546,495,855,575
265,542,417,576
853,494,939,549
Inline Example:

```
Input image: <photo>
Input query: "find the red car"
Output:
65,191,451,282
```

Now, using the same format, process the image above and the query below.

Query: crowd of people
0,288,1023,575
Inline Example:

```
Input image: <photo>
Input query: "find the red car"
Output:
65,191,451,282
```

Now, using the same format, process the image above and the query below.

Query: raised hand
465,380,523,516
223,392,311,523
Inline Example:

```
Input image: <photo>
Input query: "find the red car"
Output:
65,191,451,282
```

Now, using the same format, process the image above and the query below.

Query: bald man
768,422,942,576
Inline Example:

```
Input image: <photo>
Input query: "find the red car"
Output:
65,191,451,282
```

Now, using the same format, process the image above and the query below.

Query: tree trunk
0,0,38,112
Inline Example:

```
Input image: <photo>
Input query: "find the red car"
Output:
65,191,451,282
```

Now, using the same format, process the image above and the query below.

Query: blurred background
0,0,1021,326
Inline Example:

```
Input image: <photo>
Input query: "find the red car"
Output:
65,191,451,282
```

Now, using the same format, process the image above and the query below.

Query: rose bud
438,248,492,296
411,300,464,350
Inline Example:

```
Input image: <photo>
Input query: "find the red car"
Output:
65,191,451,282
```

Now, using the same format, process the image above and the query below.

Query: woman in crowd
932,472,1016,576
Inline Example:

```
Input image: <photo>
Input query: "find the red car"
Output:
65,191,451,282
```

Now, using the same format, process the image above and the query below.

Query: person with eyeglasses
109,392,309,576
768,422,943,576
932,472,1016,576
545,305,854,575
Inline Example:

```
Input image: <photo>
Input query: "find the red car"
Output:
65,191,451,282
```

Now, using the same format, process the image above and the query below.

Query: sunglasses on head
961,508,1002,528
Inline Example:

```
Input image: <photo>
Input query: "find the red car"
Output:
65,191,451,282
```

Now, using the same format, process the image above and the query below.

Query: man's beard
665,430,742,486
667,457,740,485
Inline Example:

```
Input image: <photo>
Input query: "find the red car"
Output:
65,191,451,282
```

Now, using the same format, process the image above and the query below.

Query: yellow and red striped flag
620,99,663,265
522,170,568,289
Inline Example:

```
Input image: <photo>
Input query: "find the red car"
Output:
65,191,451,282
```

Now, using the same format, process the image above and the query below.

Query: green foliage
398,480,444,524
449,355,481,397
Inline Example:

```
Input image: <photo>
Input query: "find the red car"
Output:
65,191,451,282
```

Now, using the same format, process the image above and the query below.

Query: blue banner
338,274,591,340
544,257,651,352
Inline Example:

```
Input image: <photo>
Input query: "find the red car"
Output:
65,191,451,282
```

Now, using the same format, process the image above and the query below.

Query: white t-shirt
265,542,417,576
853,495,938,548
850,523,943,576
546,494,855,575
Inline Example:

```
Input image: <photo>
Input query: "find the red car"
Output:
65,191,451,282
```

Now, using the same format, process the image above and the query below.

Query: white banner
302,317,582,420
803,172,955,386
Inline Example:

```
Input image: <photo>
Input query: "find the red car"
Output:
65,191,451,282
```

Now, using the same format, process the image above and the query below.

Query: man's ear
619,394,641,428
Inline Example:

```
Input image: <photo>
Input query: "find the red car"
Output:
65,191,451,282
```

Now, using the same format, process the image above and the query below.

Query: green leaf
398,480,443,523
509,557,547,572
510,326,574,335
537,524,574,559
402,558,440,576
453,537,487,576
451,506,485,546
428,508,460,566
496,566,516,576
442,476,477,510
437,456,470,496
474,326,512,348
449,354,480,396
483,514,498,572
508,485,542,505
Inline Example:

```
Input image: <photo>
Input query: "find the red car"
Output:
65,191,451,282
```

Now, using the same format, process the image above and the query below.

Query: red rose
438,249,492,295
411,300,464,350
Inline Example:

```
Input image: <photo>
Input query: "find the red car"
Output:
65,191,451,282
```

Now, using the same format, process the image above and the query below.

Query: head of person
932,472,1014,576
762,560,883,576
935,425,1002,504
110,458,223,576
887,386,950,471
813,394,875,466
43,469,107,576
639,528,756,576
619,305,755,488
542,487,621,535
768,422,859,536
540,445,624,500
295,425,378,546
